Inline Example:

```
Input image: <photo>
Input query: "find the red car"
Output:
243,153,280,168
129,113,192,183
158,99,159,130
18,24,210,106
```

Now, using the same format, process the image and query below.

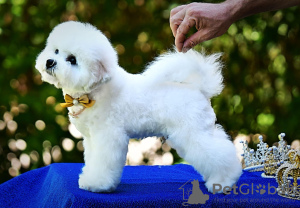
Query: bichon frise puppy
35,21,242,193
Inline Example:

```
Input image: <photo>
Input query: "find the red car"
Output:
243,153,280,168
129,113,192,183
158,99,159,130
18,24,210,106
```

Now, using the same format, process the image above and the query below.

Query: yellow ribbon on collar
60,94,95,108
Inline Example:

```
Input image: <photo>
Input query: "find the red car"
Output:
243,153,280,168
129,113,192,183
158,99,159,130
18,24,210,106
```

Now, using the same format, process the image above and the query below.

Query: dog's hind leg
167,125,242,193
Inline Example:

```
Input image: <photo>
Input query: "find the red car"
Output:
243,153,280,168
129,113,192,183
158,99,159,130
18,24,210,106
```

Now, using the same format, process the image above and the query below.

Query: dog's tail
143,49,224,99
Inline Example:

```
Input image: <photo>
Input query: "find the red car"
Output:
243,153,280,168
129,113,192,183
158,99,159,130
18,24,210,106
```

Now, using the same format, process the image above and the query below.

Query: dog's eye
55,49,59,54
66,55,77,65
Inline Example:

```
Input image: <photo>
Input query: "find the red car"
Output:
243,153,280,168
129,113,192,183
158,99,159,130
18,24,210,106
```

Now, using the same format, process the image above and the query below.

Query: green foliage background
0,0,299,183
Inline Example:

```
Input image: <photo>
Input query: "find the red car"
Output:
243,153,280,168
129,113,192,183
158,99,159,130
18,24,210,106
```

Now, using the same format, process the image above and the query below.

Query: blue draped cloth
0,163,299,207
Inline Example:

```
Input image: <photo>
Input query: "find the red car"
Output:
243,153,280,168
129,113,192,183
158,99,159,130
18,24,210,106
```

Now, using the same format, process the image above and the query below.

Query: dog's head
35,21,117,93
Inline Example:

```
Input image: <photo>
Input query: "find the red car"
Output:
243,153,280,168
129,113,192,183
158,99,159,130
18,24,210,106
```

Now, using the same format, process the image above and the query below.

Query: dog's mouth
46,59,57,77
46,67,56,77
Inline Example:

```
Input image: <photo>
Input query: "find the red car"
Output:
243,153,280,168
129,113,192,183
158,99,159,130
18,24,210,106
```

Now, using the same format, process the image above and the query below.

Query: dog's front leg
78,128,129,192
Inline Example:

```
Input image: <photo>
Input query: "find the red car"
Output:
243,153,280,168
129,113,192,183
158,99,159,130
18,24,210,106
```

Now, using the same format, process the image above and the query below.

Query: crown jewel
240,135,268,172
276,149,300,200
240,133,290,174
241,133,300,200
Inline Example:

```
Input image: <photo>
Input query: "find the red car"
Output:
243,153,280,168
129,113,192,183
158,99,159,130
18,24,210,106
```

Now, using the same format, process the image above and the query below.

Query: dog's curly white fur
35,21,242,193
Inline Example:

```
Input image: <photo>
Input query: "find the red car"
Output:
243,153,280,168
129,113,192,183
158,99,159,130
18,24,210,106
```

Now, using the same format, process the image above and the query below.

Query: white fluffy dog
35,21,242,193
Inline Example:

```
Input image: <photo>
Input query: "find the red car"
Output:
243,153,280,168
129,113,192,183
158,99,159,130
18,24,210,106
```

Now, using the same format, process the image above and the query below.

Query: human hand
170,2,234,52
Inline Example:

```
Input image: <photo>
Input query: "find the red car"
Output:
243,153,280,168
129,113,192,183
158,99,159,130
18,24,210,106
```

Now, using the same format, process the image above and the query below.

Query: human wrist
222,0,300,21
222,0,244,23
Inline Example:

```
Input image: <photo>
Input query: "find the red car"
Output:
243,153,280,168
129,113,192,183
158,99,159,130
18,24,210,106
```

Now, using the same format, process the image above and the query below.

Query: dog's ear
84,61,111,92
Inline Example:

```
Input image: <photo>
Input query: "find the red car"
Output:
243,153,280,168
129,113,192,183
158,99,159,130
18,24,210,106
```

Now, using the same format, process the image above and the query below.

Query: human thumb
182,30,208,53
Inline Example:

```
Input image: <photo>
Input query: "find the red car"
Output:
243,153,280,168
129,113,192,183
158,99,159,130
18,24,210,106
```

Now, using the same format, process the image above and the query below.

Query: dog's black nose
46,59,56,69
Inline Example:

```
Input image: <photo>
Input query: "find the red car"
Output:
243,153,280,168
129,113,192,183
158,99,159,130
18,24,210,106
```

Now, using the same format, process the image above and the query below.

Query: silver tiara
240,133,290,174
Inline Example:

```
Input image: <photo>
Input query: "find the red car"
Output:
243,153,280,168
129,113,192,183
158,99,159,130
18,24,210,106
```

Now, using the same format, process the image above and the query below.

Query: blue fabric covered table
0,163,299,207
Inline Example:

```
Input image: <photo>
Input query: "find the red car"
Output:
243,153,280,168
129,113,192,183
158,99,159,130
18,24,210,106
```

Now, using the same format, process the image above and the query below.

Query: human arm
170,0,300,52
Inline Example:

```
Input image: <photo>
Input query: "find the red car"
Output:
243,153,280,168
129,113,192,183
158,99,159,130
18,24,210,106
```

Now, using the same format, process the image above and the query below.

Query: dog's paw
205,177,237,194
78,174,117,192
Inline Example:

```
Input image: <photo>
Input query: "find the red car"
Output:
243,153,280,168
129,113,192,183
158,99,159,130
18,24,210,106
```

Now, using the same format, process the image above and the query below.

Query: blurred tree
0,0,299,183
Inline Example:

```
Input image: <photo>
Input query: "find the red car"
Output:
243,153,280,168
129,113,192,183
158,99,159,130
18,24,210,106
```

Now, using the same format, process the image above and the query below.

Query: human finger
170,8,186,37
182,28,221,52
175,17,196,52
181,31,204,53
170,4,186,17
